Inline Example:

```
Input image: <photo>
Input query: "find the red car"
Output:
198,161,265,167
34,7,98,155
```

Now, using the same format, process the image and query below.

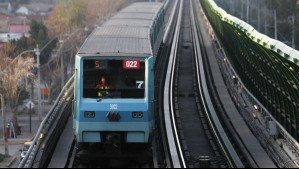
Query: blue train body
73,2,164,144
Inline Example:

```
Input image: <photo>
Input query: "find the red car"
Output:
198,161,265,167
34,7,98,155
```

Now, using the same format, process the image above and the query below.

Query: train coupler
104,133,122,154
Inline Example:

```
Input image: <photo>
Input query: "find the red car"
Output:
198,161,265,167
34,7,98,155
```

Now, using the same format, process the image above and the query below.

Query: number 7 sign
136,81,144,89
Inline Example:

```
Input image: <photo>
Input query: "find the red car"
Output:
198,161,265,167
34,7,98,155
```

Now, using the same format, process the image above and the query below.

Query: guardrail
18,75,74,168
201,0,299,145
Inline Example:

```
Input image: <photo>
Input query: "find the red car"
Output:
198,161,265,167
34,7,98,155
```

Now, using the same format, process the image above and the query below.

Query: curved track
173,0,226,167
160,0,242,168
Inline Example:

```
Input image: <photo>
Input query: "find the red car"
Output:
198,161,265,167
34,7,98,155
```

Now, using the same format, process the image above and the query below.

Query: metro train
73,2,165,152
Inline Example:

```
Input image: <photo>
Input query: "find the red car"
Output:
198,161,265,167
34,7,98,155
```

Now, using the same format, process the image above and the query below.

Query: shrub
0,154,5,162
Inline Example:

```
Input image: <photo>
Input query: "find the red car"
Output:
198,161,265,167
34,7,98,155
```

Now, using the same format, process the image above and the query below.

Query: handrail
18,75,74,168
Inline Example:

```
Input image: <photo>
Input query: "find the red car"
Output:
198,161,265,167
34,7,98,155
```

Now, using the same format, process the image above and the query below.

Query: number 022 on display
123,60,141,69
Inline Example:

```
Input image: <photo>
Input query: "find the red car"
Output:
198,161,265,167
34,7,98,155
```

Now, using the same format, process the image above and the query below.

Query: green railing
200,0,299,140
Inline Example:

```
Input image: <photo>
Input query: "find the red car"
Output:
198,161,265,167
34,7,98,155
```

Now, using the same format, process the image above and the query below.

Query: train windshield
83,59,146,99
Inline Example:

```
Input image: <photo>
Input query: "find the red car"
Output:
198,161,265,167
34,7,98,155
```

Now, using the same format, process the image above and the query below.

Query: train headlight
132,112,143,118
84,111,95,118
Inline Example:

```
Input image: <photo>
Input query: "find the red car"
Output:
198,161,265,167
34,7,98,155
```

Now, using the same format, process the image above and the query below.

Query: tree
47,0,87,36
86,0,124,26
30,20,48,45
12,36,30,55
0,42,36,132
29,20,57,65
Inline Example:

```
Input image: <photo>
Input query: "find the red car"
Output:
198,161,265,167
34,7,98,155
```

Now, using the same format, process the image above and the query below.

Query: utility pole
265,10,268,35
35,45,42,121
257,0,261,32
0,93,9,156
292,15,295,48
274,9,277,40
59,39,65,91
241,0,244,20
246,0,250,23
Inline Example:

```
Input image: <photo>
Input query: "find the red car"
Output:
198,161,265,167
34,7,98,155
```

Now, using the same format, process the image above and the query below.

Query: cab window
83,59,146,99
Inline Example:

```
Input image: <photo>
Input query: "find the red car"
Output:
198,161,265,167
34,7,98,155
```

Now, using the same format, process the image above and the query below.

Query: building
0,2,12,13
0,3,13,33
15,3,54,16
8,16,30,35
0,2,55,47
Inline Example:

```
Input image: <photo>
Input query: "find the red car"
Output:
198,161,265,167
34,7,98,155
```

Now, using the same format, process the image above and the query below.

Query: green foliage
0,153,4,162
10,36,30,56
39,38,57,65
30,20,48,45
17,87,29,105
29,20,57,65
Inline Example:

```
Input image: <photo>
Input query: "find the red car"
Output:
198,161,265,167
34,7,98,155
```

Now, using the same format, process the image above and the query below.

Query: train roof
112,13,157,20
103,19,153,27
121,5,162,14
78,2,163,56
79,27,152,55
115,2,163,21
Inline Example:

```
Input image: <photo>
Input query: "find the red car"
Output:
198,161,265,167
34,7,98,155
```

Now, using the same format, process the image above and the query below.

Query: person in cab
96,77,110,97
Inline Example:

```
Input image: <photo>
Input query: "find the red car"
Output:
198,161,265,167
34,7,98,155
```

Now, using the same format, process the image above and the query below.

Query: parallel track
160,0,242,168
172,0,228,167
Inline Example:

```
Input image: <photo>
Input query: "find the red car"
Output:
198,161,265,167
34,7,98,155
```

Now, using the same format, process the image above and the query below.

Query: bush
0,153,5,162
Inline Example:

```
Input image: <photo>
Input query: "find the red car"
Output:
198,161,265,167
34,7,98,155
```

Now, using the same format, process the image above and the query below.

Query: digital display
93,60,108,69
123,60,140,69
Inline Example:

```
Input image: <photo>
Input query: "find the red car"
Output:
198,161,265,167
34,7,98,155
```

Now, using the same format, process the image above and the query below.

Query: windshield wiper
96,98,103,102
96,93,111,102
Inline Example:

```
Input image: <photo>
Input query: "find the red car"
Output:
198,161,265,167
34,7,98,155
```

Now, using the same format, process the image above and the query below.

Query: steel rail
163,0,186,168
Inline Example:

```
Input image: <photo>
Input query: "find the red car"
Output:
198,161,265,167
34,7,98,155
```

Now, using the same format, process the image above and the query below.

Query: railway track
173,0,228,167
159,0,245,168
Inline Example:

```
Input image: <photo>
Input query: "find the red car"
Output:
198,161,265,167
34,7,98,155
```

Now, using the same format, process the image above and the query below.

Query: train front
74,55,155,145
